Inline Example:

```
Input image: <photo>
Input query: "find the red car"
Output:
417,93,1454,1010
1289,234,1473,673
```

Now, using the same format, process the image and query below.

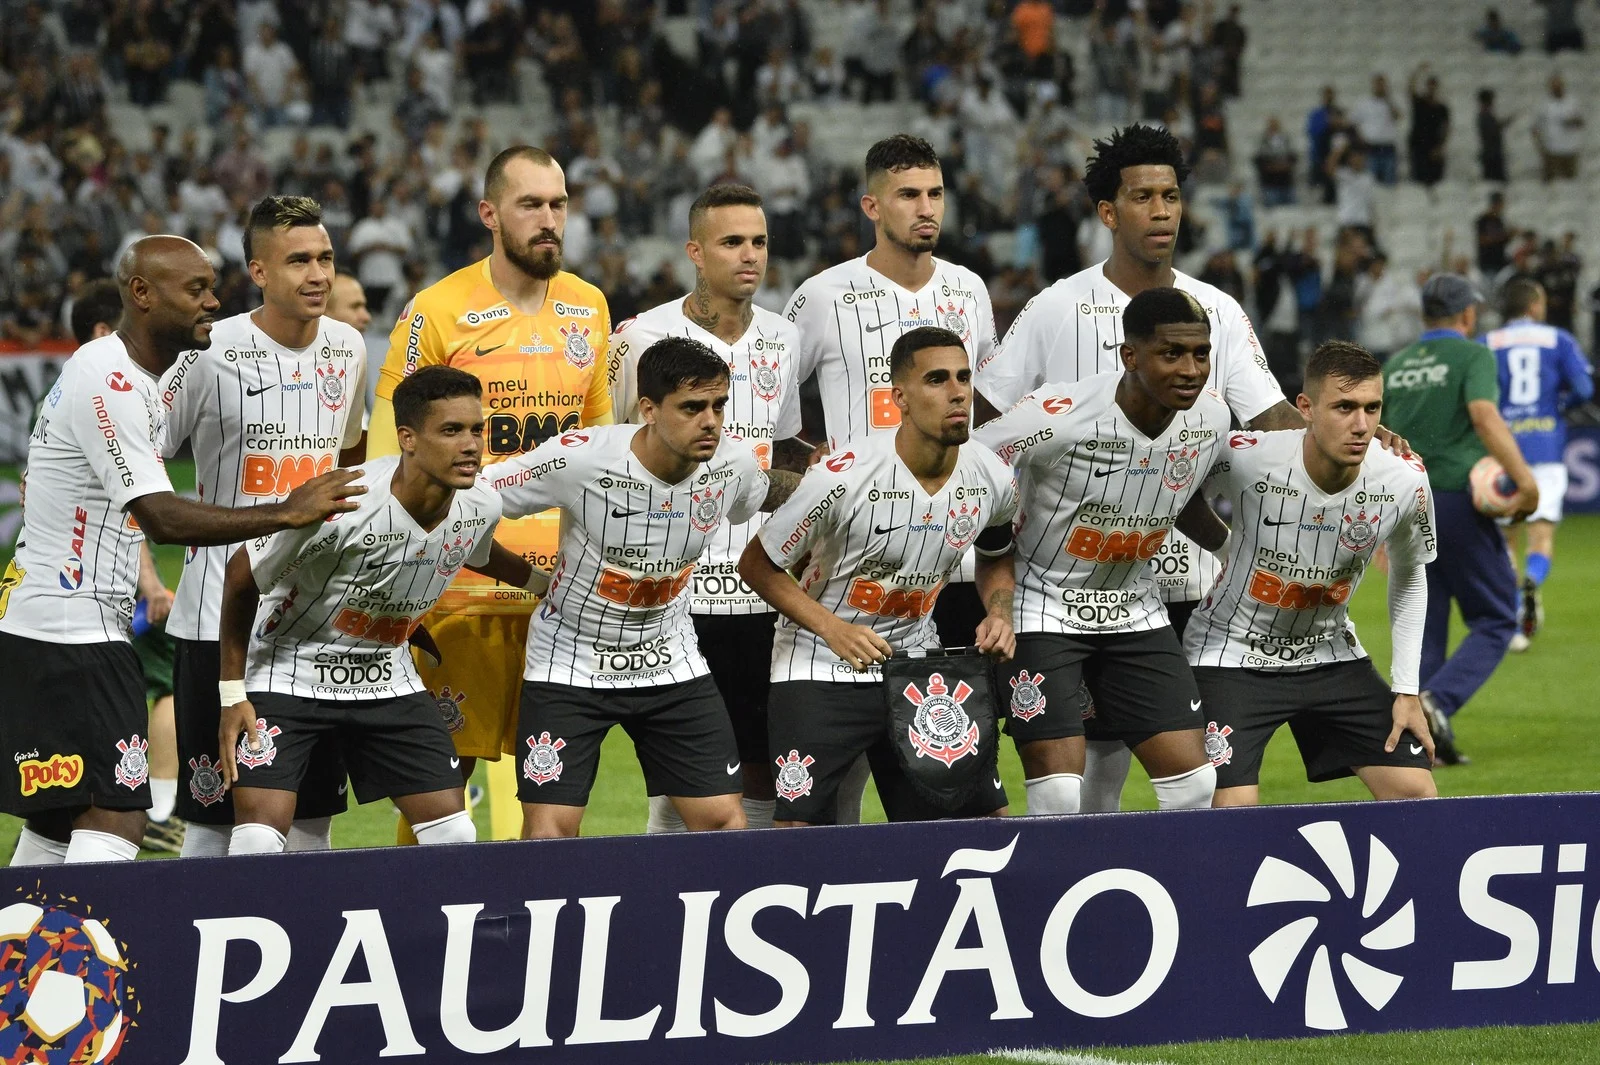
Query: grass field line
987,1049,1174,1065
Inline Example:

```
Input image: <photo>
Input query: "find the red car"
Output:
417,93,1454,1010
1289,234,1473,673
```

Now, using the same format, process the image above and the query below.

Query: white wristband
524,567,551,596
218,680,247,707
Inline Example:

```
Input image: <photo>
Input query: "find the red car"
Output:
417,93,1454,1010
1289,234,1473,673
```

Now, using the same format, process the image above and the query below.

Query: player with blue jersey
1485,278,1594,651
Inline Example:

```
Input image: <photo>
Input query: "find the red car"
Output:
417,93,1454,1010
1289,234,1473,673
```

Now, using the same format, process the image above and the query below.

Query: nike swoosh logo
1102,340,1121,350
474,343,505,357
612,507,647,518
1409,744,1423,755
450,757,460,768
337,783,347,794
993,777,1003,790
1092,467,1118,478
864,321,894,334
874,524,904,535
726,762,741,775
1263,517,1294,526
1190,699,1202,712
365,559,386,570
246,384,275,397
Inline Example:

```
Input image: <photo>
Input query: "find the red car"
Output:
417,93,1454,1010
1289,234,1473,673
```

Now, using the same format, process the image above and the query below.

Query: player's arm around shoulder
466,483,549,596
971,384,1077,468
483,424,595,518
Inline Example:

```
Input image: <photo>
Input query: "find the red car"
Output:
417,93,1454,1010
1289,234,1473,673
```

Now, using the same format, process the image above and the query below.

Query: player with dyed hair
974,287,1233,816
1188,341,1437,804
160,195,369,858
609,184,811,832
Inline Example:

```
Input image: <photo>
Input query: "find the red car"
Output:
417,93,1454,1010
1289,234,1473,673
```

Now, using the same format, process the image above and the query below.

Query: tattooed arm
760,469,802,513
771,436,816,472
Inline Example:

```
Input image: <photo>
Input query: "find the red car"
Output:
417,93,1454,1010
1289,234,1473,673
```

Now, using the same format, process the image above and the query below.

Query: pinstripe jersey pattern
1,335,172,643
973,371,1231,635
1184,430,1436,673
488,425,769,687
243,455,500,700
160,311,368,641
758,433,1017,684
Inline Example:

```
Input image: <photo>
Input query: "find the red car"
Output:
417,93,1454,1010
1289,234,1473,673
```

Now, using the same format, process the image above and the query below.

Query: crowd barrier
2,792,1597,1063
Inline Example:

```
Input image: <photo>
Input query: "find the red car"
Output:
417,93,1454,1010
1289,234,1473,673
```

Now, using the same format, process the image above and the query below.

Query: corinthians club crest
436,535,472,577
751,351,781,402
114,734,149,790
773,749,815,801
1008,669,1047,722
434,687,467,733
559,323,595,369
1339,508,1382,552
316,365,346,412
523,731,566,785
944,501,979,551
1163,445,1200,491
938,302,969,340
690,487,724,533
1205,720,1234,767
236,719,283,770
188,753,226,806
902,673,980,766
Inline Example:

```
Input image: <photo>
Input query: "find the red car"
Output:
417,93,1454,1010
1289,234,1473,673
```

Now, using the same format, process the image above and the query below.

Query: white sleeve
1204,433,1259,497
486,434,583,518
607,322,640,424
970,277,999,374
73,374,174,510
1385,556,1427,695
970,389,1068,470
159,350,211,458
758,460,849,569
1213,298,1286,425
783,282,823,386
987,468,1019,527
341,355,367,447
975,290,1060,410
773,322,804,440
246,521,339,592
725,449,770,526
464,499,502,567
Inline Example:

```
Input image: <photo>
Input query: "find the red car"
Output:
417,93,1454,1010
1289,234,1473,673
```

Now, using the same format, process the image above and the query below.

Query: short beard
885,226,938,255
505,234,563,280
937,422,970,446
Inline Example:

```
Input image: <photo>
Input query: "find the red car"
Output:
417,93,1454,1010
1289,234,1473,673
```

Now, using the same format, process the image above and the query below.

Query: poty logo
1247,821,1414,1030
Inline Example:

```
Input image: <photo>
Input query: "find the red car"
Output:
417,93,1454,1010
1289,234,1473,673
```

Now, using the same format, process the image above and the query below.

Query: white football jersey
1184,430,1436,674
972,371,1231,635
161,311,367,641
1,335,172,643
488,424,769,687
974,263,1286,603
784,255,997,448
757,433,1017,684
607,298,801,614
244,455,499,700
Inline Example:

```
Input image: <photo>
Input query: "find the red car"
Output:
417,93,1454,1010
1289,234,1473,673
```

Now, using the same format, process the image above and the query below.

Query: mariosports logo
1247,821,1414,1031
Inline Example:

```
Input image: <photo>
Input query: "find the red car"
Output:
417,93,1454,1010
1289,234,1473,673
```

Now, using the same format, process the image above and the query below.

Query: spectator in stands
1351,74,1401,185
690,107,737,185
1330,145,1377,246
1035,167,1084,282
1320,229,1370,344
212,131,271,205
902,8,946,92
1475,8,1523,54
1357,251,1423,362
1213,183,1255,252
808,45,847,101
1537,0,1584,53
1294,227,1327,350
116,0,175,106
1307,86,1338,200
1476,89,1510,183
345,0,399,85
754,138,810,261
1252,231,1304,394
1538,232,1582,331
394,66,445,146
755,45,802,108
1192,81,1230,177
53,51,106,132
1090,14,1135,124
1253,116,1296,206
243,22,300,128
1535,75,1582,181
203,44,247,125
1199,249,1246,304
1211,4,1248,97
347,197,413,321
1137,25,1177,121
465,1,521,104
1475,191,1512,275
1407,65,1450,188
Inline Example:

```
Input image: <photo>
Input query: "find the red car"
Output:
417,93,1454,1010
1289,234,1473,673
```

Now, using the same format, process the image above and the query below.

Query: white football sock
1150,763,1217,810
1024,772,1083,815
229,823,287,855
646,793,687,834
65,829,140,863
740,797,776,829
835,755,870,824
180,822,232,858
11,827,68,866
1081,740,1132,812
149,777,177,823
286,817,333,852
412,810,476,845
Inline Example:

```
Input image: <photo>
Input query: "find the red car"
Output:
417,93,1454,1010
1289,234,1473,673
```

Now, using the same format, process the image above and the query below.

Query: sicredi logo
1247,821,1414,1030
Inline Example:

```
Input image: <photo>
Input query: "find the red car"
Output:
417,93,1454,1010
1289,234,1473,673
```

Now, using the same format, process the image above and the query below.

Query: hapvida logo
1246,820,1414,1031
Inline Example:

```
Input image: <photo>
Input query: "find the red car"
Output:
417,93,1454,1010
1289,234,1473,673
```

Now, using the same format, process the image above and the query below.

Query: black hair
890,326,966,381
688,184,764,237
484,145,559,204
637,336,730,405
863,134,941,187
1082,124,1191,206
70,278,122,344
1502,277,1544,319
393,366,483,430
1122,287,1209,342
243,195,324,263
1305,341,1383,392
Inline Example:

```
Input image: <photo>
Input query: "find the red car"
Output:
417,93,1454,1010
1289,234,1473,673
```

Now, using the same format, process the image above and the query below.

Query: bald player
368,147,613,842
327,275,373,333
1,237,361,866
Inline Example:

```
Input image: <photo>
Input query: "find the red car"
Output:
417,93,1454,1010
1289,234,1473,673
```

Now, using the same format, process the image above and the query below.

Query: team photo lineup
2,5,1588,870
